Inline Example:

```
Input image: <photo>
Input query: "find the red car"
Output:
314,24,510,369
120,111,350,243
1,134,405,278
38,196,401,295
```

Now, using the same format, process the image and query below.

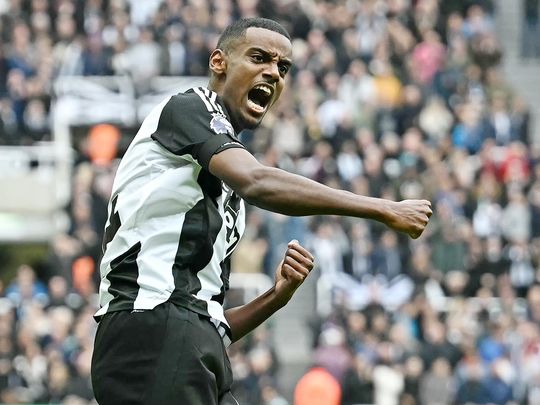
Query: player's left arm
224,240,314,343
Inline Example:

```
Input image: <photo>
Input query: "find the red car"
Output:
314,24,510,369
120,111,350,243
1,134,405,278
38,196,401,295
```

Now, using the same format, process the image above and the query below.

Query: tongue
247,98,265,113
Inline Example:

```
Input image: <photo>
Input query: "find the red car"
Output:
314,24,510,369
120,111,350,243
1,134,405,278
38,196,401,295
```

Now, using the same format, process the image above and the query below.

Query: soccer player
91,17,432,405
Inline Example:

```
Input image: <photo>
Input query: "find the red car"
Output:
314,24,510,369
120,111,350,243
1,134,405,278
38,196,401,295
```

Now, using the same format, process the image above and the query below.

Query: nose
262,62,280,82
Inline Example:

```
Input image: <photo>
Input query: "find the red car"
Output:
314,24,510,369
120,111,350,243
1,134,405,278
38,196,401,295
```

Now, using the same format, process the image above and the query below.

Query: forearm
210,148,431,238
241,166,390,220
225,286,289,343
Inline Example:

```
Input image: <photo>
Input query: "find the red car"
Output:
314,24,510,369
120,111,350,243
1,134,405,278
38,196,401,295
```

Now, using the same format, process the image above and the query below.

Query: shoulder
165,88,235,137
154,90,210,135
166,88,226,117
160,91,202,118
150,87,240,161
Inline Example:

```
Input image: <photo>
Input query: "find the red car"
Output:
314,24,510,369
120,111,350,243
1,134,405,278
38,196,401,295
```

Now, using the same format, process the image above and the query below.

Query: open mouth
247,84,273,114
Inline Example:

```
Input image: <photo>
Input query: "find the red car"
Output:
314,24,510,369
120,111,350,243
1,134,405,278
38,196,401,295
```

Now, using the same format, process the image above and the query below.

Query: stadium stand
0,0,540,404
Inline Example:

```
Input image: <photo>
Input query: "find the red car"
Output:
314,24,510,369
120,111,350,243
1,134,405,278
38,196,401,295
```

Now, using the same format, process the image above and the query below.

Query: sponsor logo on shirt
222,182,241,256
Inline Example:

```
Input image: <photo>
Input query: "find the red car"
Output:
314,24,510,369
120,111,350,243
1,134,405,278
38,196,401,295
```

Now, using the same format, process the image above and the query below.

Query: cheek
224,79,241,99
274,83,285,101
228,71,247,94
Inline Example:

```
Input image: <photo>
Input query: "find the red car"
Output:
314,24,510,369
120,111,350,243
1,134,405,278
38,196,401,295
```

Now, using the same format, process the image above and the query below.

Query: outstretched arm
209,148,432,239
225,240,314,343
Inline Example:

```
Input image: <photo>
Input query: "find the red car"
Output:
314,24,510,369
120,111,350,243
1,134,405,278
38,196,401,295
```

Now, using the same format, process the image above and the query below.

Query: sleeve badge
210,113,234,136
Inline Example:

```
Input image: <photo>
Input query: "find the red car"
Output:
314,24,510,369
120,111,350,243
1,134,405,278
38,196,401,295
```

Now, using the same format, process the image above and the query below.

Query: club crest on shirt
210,113,234,136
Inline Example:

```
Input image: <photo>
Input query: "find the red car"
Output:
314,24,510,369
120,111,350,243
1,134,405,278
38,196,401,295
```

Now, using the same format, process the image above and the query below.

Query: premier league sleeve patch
210,113,234,136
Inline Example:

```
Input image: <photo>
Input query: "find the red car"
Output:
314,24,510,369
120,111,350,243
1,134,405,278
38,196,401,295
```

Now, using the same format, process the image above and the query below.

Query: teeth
253,85,272,95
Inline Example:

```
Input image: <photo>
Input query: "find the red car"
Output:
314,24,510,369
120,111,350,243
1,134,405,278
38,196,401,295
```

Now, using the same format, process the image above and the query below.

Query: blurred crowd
1,0,540,404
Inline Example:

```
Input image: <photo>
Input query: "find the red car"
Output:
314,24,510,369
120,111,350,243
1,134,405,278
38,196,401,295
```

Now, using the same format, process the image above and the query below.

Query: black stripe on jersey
213,258,230,305
223,186,242,257
168,173,224,314
213,187,242,305
105,242,142,312
102,195,120,253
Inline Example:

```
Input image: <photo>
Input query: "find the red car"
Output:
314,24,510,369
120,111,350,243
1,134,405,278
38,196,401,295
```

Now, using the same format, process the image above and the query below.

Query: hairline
217,18,291,54
220,30,293,60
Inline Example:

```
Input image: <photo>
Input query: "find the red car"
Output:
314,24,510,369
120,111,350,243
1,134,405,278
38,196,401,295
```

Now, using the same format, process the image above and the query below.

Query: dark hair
216,17,291,52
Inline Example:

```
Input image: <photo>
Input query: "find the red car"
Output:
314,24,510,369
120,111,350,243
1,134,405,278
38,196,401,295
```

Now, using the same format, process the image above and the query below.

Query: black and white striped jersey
95,87,246,341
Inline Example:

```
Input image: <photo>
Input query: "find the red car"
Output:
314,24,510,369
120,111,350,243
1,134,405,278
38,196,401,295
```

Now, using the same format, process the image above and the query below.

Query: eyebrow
250,47,292,67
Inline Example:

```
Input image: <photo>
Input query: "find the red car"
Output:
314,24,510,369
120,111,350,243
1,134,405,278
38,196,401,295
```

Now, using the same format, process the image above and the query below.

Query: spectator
401,355,424,402
261,383,289,405
419,357,454,405
294,366,341,405
522,0,540,58
341,353,374,405
455,360,491,405
0,1,538,403
81,34,113,76
112,27,161,93
5,265,48,309
410,30,446,87
372,348,404,405
420,320,462,369
312,325,352,383
483,358,515,405
507,240,535,297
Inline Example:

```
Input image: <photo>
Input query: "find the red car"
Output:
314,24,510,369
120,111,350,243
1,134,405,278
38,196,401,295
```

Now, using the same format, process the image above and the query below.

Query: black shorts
91,302,238,405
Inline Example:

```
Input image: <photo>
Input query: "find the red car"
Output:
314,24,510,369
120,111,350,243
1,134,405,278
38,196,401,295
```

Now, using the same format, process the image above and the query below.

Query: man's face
218,27,292,131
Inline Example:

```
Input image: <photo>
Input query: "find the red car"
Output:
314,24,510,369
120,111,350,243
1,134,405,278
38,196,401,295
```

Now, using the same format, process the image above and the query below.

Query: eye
252,54,264,63
278,64,290,75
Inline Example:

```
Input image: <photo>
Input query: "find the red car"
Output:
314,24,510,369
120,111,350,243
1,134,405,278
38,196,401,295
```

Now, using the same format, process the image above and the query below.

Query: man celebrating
91,18,432,404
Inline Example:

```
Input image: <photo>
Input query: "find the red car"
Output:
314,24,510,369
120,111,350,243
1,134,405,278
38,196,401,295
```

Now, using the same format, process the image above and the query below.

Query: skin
206,27,432,342
226,240,314,342
208,27,292,131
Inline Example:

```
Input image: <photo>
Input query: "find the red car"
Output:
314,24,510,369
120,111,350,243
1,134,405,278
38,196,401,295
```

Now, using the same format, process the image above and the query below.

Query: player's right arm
209,147,432,239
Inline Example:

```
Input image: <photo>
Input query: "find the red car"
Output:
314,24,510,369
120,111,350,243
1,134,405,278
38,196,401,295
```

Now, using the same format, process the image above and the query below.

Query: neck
207,77,221,96
207,79,243,133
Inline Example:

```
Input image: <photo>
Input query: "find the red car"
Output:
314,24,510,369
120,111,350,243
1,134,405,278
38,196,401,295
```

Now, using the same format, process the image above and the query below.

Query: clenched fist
383,199,433,239
274,240,315,303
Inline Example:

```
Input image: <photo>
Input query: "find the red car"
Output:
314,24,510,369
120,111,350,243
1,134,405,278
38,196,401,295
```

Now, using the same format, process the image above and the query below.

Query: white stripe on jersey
207,300,228,331
132,195,188,309
204,88,225,115
193,87,215,112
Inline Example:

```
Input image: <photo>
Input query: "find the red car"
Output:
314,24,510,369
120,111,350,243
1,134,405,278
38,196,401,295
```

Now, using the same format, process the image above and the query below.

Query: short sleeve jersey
95,87,246,341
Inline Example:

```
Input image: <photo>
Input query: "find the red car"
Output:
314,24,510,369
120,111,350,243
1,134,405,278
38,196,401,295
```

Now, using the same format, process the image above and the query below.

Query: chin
243,120,262,130
240,114,264,131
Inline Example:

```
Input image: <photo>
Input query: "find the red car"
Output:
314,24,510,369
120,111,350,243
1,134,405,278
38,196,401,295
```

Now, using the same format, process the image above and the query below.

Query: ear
209,49,227,76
